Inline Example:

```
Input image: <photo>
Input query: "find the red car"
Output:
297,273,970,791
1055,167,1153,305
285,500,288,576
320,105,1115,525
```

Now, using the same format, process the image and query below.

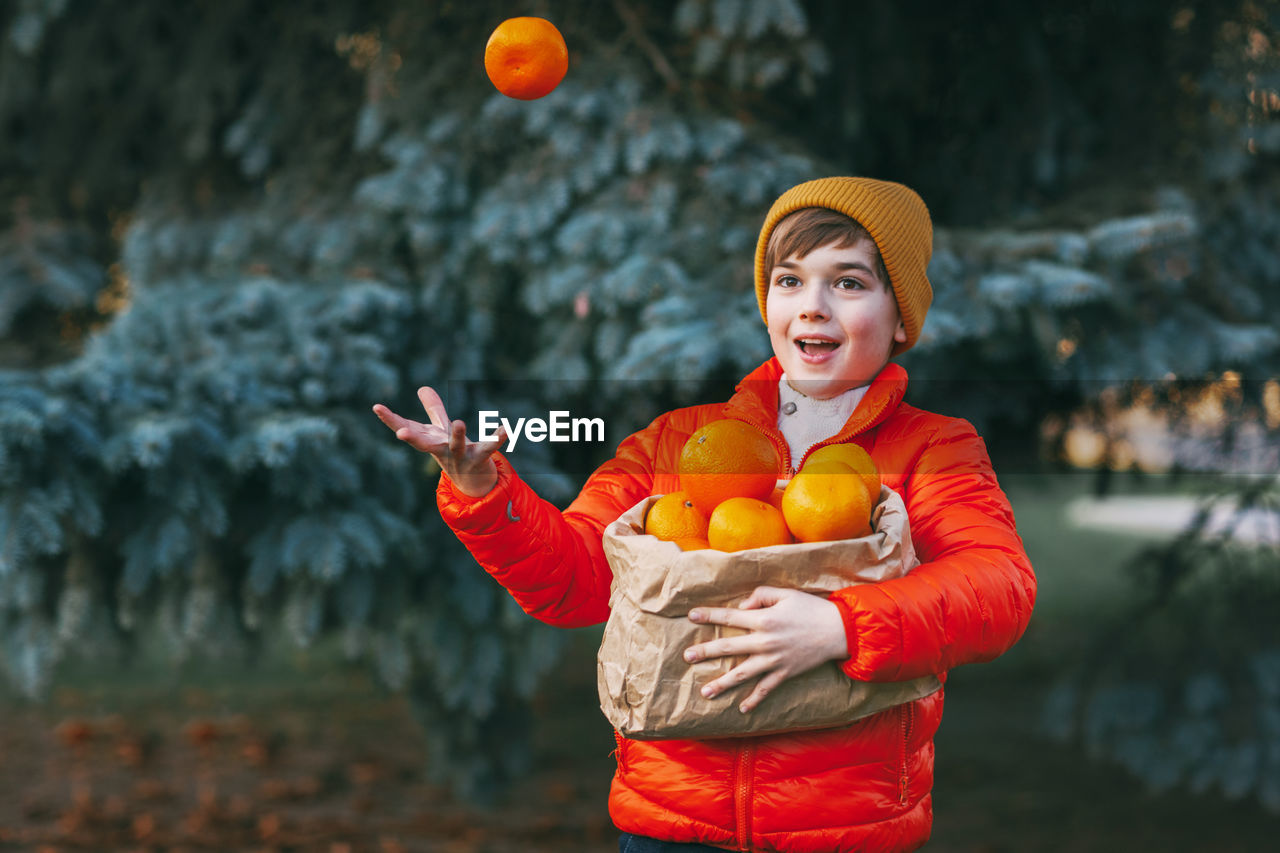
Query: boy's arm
828,419,1037,682
436,416,665,628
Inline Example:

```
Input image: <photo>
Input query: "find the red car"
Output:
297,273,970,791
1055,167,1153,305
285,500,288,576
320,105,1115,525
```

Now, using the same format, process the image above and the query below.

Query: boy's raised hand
372,386,506,498
683,586,849,714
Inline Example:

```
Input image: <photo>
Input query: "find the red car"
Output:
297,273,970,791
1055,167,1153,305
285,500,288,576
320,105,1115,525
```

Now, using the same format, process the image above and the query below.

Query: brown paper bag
598,486,942,740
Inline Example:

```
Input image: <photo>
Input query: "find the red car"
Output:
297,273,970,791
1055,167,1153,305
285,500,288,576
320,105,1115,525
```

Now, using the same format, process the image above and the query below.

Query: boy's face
765,238,907,400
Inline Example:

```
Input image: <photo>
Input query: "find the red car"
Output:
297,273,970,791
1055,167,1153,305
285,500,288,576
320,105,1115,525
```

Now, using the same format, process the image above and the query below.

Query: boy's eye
774,274,800,288
835,277,866,290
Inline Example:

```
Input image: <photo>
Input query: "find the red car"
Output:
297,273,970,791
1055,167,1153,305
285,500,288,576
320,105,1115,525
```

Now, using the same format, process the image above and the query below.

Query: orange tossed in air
804,443,881,506
484,17,569,100
781,460,874,543
644,491,710,542
708,497,792,552
677,419,780,515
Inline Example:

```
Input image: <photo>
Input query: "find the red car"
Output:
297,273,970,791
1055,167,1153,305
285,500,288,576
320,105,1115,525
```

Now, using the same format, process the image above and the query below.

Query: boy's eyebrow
776,259,881,278
832,261,878,276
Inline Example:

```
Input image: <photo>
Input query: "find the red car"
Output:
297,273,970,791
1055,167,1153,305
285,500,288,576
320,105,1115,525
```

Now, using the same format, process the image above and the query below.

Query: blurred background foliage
1,0,1277,807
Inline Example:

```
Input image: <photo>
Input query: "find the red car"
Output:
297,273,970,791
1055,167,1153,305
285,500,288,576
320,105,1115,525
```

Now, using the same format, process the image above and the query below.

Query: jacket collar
724,358,909,468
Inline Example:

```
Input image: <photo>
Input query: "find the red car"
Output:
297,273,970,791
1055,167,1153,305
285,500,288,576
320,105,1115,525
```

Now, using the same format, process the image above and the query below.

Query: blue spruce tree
2,0,1277,804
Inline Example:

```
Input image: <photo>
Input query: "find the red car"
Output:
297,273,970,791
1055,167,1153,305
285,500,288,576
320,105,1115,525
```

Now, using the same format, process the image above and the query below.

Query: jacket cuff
830,592,859,665
436,454,518,533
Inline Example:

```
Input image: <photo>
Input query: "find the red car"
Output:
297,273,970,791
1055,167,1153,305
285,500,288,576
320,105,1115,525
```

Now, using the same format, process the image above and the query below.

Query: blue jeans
618,832,725,852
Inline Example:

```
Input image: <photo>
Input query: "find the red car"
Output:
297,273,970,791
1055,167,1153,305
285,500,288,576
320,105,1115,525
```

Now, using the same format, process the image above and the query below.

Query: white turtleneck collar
776,376,868,472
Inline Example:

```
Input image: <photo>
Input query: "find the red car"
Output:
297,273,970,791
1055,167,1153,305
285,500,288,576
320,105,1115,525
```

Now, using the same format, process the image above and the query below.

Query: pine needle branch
611,0,681,92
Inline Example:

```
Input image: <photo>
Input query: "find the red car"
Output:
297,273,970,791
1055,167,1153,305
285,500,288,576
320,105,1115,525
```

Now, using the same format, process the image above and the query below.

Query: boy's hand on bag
372,386,506,498
684,587,848,714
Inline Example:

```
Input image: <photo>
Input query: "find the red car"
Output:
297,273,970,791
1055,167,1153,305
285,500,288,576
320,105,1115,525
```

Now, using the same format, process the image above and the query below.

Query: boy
373,176,1036,852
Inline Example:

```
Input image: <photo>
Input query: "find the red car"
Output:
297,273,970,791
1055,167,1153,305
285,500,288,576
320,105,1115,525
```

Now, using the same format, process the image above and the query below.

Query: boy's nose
798,288,830,320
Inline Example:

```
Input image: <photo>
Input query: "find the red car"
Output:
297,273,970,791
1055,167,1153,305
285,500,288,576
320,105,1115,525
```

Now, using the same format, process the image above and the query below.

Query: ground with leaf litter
2,634,1278,852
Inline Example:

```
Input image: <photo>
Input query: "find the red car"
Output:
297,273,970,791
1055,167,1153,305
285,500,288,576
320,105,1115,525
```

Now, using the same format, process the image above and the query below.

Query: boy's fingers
448,419,468,458
739,670,788,714
377,403,450,453
394,424,449,454
475,426,508,457
688,606,755,629
700,656,770,700
684,631,759,664
376,403,453,456
417,386,451,429
739,586,784,610
372,403,409,431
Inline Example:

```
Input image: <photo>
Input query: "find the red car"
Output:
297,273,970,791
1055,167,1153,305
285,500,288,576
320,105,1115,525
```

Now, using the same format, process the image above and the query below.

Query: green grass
977,471,1175,679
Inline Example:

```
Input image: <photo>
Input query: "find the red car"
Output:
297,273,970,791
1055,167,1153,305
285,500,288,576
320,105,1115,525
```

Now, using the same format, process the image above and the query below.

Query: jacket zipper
732,380,896,476
733,741,756,850
613,730,627,774
898,702,915,806
794,391,895,472
738,412,793,476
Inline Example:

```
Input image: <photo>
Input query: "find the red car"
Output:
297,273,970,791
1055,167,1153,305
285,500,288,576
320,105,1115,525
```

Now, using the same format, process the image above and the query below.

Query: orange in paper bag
644,491,709,543
781,460,874,543
805,443,880,506
677,420,780,515
707,497,791,552
765,485,786,511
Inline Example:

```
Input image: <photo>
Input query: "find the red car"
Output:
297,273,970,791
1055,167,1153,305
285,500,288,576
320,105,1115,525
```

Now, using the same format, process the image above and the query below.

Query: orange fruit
707,497,792,552
765,486,786,512
484,17,569,100
781,460,874,543
677,420,781,515
644,491,710,542
674,536,710,551
804,443,881,505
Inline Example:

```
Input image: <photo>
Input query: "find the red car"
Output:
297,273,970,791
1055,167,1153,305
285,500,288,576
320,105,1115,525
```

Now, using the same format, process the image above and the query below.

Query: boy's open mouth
796,337,839,354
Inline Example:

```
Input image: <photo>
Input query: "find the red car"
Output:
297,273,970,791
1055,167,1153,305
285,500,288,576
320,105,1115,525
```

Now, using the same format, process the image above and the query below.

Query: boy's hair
763,208,891,290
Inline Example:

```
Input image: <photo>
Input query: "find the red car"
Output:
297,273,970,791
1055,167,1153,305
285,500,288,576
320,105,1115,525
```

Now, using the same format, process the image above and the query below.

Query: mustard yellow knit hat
754,176,934,356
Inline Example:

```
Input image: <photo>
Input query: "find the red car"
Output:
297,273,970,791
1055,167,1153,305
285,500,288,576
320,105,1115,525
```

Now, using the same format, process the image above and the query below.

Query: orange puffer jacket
437,359,1036,852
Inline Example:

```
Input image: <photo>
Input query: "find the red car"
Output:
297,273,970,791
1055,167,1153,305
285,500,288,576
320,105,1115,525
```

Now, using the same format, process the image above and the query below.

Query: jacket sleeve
435,415,666,628
828,419,1036,682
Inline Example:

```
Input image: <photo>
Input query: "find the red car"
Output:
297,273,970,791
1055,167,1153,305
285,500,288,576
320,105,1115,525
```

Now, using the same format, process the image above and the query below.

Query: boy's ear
894,318,907,344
